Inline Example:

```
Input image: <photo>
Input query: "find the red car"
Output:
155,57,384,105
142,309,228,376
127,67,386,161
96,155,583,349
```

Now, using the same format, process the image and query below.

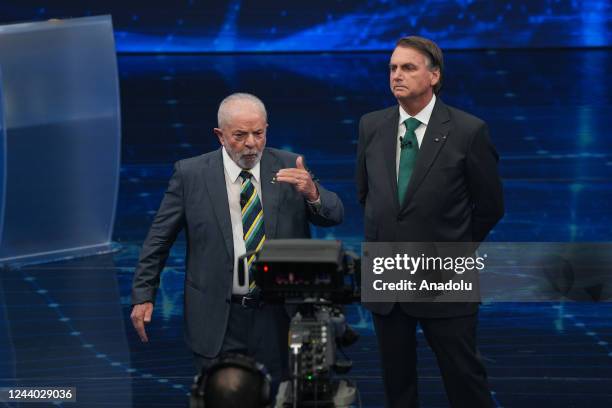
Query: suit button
397,215,403,221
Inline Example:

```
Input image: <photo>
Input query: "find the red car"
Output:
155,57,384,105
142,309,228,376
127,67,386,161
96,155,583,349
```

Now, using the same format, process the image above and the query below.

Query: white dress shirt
395,94,437,178
221,147,263,295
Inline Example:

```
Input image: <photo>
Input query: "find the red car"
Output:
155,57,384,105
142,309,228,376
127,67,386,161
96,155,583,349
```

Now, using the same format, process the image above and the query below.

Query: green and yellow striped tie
239,170,266,292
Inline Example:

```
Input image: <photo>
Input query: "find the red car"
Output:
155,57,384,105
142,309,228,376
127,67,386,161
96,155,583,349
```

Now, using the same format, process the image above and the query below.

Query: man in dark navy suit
131,93,343,383
356,37,504,407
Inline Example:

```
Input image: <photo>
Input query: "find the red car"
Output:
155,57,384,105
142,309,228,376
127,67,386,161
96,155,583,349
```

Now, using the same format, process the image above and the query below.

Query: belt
230,294,262,309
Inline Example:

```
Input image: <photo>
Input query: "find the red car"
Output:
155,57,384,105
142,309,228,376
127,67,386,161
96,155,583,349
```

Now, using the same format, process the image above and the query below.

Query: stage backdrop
0,0,610,52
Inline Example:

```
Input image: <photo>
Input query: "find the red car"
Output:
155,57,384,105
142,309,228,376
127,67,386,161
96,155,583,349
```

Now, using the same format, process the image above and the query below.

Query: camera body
242,239,359,407
251,239,357,305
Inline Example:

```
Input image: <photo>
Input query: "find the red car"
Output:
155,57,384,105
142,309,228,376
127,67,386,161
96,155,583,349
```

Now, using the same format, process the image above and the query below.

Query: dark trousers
193,303,289,390
372,304,494,408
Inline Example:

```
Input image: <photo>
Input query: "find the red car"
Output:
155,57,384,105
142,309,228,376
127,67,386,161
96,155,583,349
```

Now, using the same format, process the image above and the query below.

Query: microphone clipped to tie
399,136,413,149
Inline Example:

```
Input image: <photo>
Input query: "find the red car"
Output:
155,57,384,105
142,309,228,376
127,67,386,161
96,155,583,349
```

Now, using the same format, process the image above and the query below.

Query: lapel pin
271,169,283,184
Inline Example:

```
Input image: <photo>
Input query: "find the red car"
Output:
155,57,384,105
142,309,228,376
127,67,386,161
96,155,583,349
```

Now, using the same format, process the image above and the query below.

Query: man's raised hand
275,156,319,202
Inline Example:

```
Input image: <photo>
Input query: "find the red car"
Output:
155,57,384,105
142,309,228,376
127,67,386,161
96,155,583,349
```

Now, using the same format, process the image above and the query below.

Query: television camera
238,239,361,407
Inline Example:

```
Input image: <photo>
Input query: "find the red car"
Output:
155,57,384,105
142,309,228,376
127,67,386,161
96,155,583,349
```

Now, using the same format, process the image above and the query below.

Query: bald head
204,366,263,408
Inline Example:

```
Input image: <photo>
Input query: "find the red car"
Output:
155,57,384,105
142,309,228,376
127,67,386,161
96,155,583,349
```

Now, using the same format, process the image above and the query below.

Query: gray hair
217,93,268,128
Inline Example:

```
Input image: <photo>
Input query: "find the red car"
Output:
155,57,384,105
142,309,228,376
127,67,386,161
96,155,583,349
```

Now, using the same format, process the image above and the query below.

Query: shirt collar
222,146,261,184
399,93,436,127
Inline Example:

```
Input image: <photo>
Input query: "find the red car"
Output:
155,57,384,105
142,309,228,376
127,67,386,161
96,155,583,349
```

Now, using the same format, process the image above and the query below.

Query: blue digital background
1,0,611,51
0,2,611,408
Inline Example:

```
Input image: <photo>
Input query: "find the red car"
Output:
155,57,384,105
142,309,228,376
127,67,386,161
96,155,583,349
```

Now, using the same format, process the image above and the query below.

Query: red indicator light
263,265,269,273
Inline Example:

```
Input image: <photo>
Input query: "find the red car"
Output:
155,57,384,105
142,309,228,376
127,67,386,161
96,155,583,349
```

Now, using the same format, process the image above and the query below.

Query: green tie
397,117,421,205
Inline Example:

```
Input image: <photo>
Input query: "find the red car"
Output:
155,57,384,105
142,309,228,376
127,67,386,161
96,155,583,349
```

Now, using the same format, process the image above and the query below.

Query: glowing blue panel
1,1,610,52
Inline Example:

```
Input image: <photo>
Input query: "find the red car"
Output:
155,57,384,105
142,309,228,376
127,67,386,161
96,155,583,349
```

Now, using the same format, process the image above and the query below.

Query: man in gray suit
131,93,343,382
356,37,504,407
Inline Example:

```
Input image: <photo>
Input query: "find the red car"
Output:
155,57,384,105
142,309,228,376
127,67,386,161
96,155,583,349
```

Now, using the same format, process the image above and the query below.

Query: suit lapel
400,99,450,210
260,149,281,239
380,108,401,212
204,149,235,261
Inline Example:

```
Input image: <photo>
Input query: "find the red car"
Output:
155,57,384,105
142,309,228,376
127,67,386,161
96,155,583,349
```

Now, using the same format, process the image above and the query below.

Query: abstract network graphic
1,0,610,51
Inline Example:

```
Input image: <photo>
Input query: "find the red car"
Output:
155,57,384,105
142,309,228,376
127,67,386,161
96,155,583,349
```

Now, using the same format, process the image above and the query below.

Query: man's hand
275,156,319,202
131,302,154,342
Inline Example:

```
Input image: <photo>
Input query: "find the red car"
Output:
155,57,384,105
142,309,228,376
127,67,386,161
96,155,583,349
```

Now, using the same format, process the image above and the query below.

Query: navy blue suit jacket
356,99,504,317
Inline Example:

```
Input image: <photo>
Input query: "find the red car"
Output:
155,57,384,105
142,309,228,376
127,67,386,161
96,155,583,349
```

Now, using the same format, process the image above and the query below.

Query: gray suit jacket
356,98,504,317
132,147,343,357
